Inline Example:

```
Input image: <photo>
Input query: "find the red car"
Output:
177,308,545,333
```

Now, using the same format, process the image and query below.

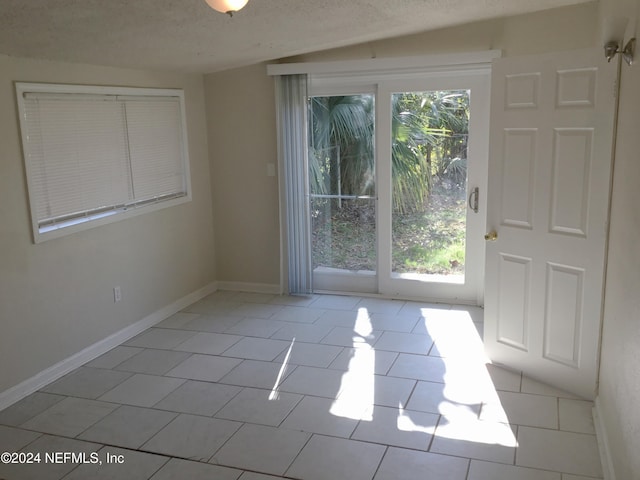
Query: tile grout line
512,424,519,466
463,457,472,480
282,431,315,479
426,413,442,453
369,445,389,480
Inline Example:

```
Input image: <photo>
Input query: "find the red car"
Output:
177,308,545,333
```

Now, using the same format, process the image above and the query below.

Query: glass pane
391,90,469,281
311,197,376,272
309,94,376,273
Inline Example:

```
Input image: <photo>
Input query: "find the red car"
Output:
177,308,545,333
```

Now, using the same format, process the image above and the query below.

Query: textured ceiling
0,0,591,73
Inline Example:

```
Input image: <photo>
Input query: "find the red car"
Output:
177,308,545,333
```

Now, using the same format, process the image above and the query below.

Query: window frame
15,82,192,244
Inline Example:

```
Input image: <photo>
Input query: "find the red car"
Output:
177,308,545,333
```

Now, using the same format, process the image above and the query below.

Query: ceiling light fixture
205,0,249,16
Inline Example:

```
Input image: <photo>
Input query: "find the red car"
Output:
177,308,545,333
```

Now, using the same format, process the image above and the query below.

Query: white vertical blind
275,74,312,294
17,85,190,241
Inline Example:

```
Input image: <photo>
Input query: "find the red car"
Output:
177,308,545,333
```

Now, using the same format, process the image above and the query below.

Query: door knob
484,230,498,241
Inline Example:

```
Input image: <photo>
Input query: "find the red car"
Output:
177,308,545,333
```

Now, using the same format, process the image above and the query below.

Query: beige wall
597,1,640,478
205,63,280,286
0,55,215,393
204,2,598,287
282,2,598,63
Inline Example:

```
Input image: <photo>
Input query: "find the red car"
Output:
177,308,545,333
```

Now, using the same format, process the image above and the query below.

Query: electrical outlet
113,286,122,303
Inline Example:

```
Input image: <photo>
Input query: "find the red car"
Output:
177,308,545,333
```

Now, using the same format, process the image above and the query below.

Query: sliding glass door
306,74,489,303
308,94,377,293
389,89,469,282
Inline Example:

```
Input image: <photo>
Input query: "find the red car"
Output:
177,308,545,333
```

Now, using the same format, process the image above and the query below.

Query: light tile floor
0,292,603,480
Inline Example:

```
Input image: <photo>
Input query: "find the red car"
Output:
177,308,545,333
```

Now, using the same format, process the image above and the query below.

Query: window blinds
124,97,186,204
18,86,189,240
23,95,132,225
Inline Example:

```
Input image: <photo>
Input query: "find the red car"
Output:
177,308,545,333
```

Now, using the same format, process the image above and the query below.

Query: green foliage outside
392,183,466,274
309,90,470,275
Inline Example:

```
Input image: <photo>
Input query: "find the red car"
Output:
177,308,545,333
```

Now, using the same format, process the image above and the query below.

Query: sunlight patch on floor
435,410,518,447
331,342,375,421
269,338,295,401
396,405,436,434
323,305,516,447
354,307,373,336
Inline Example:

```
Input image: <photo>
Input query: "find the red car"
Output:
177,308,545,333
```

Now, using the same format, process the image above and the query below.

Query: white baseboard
216,281,281,295
593,396,616,480
0,282,217,412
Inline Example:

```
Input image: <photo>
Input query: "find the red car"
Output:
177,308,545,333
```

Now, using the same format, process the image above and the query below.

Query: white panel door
484,49,617,399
